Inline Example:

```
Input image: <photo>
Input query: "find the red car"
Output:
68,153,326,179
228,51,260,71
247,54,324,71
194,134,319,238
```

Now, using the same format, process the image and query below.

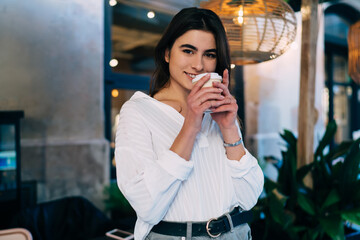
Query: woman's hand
210,69,238,130
210,69,245,161
184,73,225,132
170,73,224,160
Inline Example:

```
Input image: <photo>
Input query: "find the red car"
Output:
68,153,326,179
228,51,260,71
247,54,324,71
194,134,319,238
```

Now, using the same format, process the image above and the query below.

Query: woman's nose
191,56,204,72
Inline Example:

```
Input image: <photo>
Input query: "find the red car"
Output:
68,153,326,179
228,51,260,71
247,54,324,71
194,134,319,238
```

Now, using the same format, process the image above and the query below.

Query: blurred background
0,0,359,239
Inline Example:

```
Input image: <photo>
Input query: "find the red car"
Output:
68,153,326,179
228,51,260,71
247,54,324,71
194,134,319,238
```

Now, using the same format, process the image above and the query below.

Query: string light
109,0,117,7
109,59,118,67
112,89,119,98
147,11,155,19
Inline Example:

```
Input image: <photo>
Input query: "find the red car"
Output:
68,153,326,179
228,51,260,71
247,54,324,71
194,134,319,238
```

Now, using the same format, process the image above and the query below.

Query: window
324,4,360,144
104,1,172,179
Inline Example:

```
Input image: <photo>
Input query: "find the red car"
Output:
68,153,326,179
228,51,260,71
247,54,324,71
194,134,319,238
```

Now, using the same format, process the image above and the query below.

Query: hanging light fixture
201,0,297,64
348,20,360,85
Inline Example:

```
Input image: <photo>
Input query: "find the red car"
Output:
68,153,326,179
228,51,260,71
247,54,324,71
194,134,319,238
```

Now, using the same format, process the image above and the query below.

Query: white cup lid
192,72,222,83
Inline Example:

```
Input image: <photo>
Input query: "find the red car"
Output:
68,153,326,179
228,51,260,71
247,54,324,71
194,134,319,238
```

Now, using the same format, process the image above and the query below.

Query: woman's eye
183,49,194,54
205,53,217,59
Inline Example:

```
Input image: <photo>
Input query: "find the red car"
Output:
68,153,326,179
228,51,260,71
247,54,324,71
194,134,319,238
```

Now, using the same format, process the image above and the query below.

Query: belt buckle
206,218,221,238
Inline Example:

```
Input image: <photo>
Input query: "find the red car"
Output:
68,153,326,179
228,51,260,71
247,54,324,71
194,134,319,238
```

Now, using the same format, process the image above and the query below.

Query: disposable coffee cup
192,72,223,113
192,72,222,87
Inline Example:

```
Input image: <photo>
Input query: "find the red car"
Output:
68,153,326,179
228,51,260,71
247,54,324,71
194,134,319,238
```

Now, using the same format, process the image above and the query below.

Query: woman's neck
154,84,189,116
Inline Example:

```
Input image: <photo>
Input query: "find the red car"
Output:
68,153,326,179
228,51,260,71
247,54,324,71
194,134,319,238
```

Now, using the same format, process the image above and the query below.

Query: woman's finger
222,69,229,88
198,93,225,105
212,81,231,96
215,96,236,105
190,74,211,95
210,99,238,113
195,87,223,100
202,95,236,111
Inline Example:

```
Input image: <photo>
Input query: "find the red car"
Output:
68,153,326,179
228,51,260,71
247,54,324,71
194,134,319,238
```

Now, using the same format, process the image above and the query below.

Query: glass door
104,1,172,179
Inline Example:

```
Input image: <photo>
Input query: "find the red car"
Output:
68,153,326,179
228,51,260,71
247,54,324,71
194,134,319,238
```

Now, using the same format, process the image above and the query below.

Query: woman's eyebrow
205,49,217,53
180,44,197,50
180,44,216,53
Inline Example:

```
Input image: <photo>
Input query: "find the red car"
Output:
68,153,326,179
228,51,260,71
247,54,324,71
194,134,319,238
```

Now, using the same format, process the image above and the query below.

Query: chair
0,228,32,240
7,196,115,240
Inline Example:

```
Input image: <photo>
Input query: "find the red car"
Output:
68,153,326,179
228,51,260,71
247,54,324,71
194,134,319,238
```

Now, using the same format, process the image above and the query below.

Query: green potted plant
252,120,360,240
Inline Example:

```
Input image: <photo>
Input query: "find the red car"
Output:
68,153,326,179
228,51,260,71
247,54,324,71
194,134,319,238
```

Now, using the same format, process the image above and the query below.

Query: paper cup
192,73,223,113
192,72,222,87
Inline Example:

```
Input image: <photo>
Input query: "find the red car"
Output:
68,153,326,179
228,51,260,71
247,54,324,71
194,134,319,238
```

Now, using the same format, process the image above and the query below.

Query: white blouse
115,91,264,240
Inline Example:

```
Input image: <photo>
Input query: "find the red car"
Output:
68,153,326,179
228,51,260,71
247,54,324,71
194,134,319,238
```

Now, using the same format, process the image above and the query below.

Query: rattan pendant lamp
348,20,360,84
201,0,297,64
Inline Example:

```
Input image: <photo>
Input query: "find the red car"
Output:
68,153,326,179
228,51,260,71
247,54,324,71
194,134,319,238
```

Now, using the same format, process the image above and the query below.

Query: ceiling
109,0,306,73
109,0,358,73
116,0,201,15
111,1,197,73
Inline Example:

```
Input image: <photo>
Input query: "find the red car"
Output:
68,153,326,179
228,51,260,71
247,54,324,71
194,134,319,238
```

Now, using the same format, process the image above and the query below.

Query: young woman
115,7,264,240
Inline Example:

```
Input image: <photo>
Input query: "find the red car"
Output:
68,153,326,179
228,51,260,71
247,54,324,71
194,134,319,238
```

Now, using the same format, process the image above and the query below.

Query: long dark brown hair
149,7,231,97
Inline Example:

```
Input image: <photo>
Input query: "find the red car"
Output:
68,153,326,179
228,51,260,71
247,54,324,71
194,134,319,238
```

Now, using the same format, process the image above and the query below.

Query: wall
244,10,326,161
0,0,108,209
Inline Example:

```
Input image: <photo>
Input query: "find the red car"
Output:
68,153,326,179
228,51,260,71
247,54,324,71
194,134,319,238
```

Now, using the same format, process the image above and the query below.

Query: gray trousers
145,223,252,240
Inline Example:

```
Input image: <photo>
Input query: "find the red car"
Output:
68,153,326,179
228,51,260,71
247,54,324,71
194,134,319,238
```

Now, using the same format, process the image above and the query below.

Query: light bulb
237,6,244,24
109,59,118,67
112,89,119,98
109,0,117,7
147,11,155,19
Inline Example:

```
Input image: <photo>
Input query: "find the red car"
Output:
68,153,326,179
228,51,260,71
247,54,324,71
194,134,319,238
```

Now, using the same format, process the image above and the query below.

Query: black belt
151,207,252,237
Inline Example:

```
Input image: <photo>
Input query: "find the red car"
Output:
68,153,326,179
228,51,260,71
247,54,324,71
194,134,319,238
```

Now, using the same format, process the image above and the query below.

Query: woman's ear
165,49,170,63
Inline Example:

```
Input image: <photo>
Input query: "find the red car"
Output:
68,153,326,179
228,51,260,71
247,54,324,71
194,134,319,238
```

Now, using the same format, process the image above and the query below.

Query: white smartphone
105,229,134,240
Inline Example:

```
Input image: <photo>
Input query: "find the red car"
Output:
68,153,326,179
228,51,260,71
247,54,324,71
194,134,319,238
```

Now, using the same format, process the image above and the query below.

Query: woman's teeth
187,73,196,78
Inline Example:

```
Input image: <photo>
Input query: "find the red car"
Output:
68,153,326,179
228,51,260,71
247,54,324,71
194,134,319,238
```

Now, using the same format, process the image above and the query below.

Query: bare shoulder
153,92,182,113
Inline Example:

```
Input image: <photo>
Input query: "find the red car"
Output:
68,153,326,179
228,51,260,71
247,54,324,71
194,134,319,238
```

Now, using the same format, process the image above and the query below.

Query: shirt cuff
157,150,194,180
226,148,258,177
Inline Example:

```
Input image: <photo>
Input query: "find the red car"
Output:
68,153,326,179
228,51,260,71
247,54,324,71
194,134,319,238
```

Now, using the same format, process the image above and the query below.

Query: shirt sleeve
225,122,264,211
115,101,194,225
227,148,264,210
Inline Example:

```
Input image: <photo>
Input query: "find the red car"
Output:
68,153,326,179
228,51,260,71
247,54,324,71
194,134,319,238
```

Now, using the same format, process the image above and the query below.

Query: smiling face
165,29,217,94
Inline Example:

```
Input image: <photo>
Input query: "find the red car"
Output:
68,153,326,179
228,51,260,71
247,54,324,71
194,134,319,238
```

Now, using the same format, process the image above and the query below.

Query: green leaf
342,212,360,225
292,226,308,233
314,120,337,159
296,163,313,183
301,228,320,240
264,177,278,193
326,141,353,164
280,129,297,150
319,215,345,240
339,138,360,201
321,189,341,210
278,143,298,209
298,193,316,216
331,160,343,180
268,192,294,228
355,181,360,201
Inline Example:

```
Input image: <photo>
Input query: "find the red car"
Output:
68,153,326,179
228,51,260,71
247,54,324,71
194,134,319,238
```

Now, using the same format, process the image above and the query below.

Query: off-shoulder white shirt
115,91,264,240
